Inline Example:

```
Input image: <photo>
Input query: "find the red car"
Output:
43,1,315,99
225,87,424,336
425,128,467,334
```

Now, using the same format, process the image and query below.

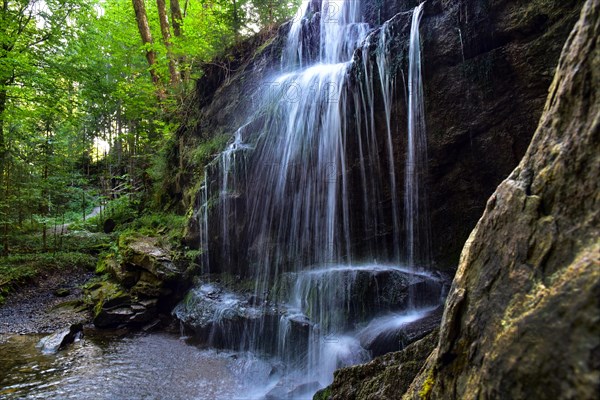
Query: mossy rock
313,386,331,400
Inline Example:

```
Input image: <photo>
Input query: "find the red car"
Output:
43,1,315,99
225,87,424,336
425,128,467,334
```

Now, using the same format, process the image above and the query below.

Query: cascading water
178,1,442,397
405,2,431,270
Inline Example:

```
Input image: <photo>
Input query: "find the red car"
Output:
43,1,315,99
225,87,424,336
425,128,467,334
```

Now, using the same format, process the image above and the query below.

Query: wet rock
276,267,445,331
94,306,136,328
37,323,83,354
142,318,162,332
173,283,281,352
359,307,443,357
177,0,581,274
91,285,159,329
102,293,131,309
319,330,439,400
328,2,599,398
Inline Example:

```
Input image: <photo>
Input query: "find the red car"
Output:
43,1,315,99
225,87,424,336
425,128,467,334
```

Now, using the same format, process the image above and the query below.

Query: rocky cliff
323,0,599,397
174,0,583,272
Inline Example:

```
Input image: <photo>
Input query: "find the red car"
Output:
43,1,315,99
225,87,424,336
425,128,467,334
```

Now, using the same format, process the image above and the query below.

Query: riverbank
0,264,92,334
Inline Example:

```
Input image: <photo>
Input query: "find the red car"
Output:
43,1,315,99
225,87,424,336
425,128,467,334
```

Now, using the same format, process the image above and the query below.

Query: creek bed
0,331,279,400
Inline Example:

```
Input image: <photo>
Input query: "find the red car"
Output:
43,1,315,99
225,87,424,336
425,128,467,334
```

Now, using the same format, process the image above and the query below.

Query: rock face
173,280,314,356
419,0,584,268
323,1,599,398
176,0,583,272
410,1,600,397
359,307,443,358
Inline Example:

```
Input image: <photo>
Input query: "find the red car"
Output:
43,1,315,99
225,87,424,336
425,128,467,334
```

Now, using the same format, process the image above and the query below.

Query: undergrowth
0,252,96,305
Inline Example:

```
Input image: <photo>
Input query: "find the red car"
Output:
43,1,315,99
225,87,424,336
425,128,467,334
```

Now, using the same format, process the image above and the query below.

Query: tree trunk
42,222,47,252
0,88,6,164
156,0,180,86
232,0,241,36
170,0,189,84
0,88,7,220
0,88,6,255
170,0,183,37
2,153,9,255
131,0,163,95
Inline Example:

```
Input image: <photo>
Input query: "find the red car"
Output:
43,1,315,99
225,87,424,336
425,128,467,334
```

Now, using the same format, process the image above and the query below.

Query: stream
0,332,281,400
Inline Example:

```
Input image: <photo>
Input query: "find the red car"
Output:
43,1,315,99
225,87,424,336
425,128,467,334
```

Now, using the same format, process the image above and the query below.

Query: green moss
95,254,110,274
254,36,277,57
85,279,128,317
189,134,230,170
419,369,435,399
313,386,331,400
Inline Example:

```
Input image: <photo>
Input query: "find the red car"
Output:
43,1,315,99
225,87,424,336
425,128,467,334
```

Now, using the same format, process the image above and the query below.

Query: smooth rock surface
37,323,83,354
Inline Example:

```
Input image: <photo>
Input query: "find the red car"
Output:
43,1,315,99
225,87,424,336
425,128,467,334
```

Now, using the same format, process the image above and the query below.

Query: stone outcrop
314,330,439,400
418,0,584,268
359,307,443,358
89,235,190,329
176,0,583,272
322,1,599,398
173,282,279,350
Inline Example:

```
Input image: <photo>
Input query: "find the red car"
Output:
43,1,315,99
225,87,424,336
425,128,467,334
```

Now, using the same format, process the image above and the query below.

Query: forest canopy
0,0,300,253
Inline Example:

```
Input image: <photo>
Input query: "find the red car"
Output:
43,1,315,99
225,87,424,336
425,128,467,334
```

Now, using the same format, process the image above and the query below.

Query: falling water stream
405,2,430,269
185,0,440,398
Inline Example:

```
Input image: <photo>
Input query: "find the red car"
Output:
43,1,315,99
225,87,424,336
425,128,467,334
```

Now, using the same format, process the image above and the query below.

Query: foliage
8,231,111,254
190,133,231,168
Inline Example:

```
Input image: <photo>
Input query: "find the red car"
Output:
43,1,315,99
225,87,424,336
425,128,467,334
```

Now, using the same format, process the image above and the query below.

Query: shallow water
0,332,278,400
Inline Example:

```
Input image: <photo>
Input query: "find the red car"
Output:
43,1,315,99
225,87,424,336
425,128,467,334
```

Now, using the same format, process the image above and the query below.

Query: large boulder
87,280,160,329
275,267,446,331
173,282,281,352
122,236,182,282
358,307,443,358
90,235,191,329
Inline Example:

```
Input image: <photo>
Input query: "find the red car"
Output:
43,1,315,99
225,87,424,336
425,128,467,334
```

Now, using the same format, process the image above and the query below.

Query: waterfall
405,2,431,269
183,1,443,395
198,172,209,275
